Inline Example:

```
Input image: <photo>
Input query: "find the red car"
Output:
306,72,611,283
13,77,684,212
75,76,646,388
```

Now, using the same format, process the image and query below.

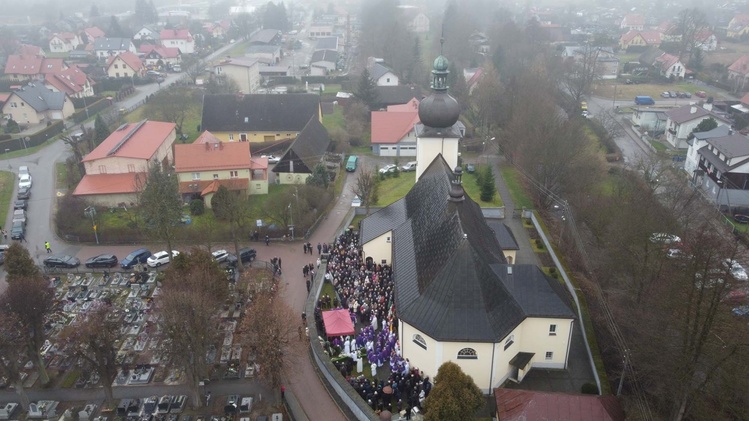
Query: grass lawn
499,166,534,209
0,171,13,227
55,162,67,189
126,95,202,143
322,106,345,133
375,173,417,206
462,169,503,207
649,139,668,152
350,213,366,229
322,83,342,94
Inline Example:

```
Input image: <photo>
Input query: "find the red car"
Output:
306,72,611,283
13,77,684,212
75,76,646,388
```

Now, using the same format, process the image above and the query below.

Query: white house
632,107,668,136
664,104,730,149
695,29,718,51
159,29,195,54
133,26,160,42
94,38,136,59
370,99,420,157
689,129,749,208
685,125,731,176
212,58,261,94
369,61,399,86
48,32,80,53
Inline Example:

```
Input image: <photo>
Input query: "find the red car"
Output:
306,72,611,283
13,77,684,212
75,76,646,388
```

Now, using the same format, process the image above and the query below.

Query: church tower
415,40,462,180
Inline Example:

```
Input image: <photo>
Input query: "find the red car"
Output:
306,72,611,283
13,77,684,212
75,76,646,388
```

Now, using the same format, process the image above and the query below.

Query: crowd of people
311,231,430,416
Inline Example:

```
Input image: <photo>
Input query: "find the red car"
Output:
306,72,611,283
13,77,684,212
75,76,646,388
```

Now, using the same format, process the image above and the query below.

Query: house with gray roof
664,103,730,148
314,36,339,51
368,61,399,86
246,45,281,64
688,127,749,207
1,82,74,125
94,37,136,59
359,155,575,392
309,49,339,75
272,117,331,184
249,29,282,45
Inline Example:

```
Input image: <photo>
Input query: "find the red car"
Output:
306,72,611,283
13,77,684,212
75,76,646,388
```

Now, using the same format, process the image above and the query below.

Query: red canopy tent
322,309,355,337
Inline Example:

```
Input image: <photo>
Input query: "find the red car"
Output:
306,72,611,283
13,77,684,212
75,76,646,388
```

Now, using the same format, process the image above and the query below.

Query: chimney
690,106,697,114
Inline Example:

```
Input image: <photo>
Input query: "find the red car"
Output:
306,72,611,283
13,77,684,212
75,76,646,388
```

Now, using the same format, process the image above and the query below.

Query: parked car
683,92,692,98
695,91,707,98
18,165,29,179
14,199,27,210
226,248,257,266
147,250,180,267
379,164,397,174
465,163,476,173
649,232,681,244
44,254,81,268
732,305,749,317
352,195,362,207
10,220,24,240
146,70,162,77
660,91,670,98
17,186,30,200
18,174,32,189
401,161,417,172
121,248,152,269
212,249,229,263
85,254,119,268
723,259,748,281
669,91,678,98
12,209,26,226
261,154,280,164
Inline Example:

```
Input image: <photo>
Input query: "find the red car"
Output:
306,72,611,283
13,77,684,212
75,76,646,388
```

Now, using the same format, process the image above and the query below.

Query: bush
190,199,205,216
581,383,599,394
535,239,544,248
4,119,19,134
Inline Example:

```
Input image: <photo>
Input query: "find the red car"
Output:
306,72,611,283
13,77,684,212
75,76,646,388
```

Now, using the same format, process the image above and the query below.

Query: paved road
586,96,649,165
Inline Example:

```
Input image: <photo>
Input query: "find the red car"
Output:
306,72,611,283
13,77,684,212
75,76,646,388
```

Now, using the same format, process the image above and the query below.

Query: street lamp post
85,206,99,244
4,148,9,170
613,85,617,107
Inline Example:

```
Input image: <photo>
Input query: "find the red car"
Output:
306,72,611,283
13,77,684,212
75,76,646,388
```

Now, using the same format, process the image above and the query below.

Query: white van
18,165,29,179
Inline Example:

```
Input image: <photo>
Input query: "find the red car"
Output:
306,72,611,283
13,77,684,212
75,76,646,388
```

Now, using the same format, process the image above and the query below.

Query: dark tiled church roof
366,155,574,342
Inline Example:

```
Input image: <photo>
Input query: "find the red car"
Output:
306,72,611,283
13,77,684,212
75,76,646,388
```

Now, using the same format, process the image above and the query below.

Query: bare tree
241,289,301,391
558,45,602,108
182,57,205,84
158,250,228,407
0,312,31,409
676,8,708,64
146,89,199,136
61,302,123,403
212,186,250,271
138,162,182,259
0,276,53,385
352,165,377,215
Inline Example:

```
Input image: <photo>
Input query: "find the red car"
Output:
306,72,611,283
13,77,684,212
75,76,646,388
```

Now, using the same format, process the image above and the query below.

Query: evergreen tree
423,361,483,421
355,68,379,110
480,165,496,202
306,163,331,189
90,4,100,18
94,114,111,146
108,16,126,38
4,118,19,134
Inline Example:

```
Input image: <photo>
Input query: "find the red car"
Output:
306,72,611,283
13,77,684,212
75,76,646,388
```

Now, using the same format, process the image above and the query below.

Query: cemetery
0,267,282,421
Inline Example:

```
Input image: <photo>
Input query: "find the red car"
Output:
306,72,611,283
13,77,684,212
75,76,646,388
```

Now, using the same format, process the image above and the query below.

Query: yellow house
1,82,75,125
200,93,322,143
728,14,749,39
106,51,144,78
359,156,576,392
619,30,661,50
174,131,268,206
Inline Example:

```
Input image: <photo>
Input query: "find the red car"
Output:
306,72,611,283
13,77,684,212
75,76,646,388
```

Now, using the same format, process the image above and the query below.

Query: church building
358,48,576,393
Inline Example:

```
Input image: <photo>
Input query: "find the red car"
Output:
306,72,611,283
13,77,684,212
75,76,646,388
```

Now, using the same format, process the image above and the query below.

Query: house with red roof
728,14,749,39
640,48,685,79
44,65,95,98
370,98,420,157
73,120,177,206
695,29,718,51
175,132,269,204
3,55,68,82
48,32,81,53
619,30,661,51
80,26,105,42
203,20,231,39
139,45,182,67
17,44,43,57
159,29,195,54
620,14,645,31
494,388,625,421
106,52,145,78
728,56,749,91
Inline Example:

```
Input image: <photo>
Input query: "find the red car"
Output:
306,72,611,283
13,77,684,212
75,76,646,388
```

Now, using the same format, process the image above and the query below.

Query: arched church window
457,348,478,359
413,334,427,350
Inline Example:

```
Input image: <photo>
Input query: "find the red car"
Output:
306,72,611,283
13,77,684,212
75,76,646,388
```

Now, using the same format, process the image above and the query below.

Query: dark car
10,221,24,240
13,200,27,210
85,254,119,268
120,248,152,269
44,255,81,268
17,186,30,200
226,248,257,267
